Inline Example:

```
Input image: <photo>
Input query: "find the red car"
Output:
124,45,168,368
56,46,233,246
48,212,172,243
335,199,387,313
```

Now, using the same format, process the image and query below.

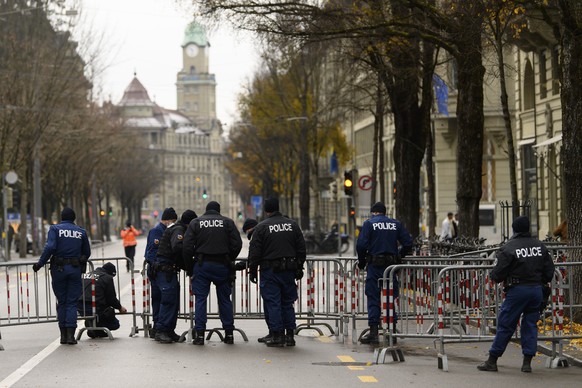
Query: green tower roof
182,20,209,47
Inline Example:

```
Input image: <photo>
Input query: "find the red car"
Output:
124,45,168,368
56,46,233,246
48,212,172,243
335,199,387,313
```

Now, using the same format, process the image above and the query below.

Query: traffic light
108,206,113,217
343,171,353,196
349,206,356,218
99,209,105,217
329,181,338,201
202,189,208,199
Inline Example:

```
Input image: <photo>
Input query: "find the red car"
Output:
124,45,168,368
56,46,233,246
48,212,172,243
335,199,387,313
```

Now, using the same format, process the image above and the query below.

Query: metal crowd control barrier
0,257,135,350
139,256,349,343
76,257,137,341
371,246,582,371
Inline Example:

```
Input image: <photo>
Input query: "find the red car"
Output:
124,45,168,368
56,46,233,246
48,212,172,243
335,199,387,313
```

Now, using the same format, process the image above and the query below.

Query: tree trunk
455,27,485,238
559,1,582,322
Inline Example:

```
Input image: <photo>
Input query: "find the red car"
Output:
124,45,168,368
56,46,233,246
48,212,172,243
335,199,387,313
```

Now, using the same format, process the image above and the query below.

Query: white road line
0,338,61,388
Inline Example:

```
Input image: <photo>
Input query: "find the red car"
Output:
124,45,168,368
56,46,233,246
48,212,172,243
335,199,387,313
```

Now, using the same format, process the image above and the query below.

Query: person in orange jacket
121,221,141,272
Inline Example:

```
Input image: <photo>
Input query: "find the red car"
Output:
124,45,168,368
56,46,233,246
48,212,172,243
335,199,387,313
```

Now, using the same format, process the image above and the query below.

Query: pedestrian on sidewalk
121,221,141,272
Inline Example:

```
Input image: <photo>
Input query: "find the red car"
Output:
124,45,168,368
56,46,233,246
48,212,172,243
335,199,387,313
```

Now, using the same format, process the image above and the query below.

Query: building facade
117,21,241,227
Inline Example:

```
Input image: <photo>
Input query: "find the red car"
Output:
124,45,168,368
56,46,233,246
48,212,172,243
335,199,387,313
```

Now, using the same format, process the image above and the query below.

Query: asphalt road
1,236,581,387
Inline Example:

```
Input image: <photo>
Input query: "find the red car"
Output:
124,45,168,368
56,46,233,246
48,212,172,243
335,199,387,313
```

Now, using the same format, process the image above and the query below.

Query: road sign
358,175,374,191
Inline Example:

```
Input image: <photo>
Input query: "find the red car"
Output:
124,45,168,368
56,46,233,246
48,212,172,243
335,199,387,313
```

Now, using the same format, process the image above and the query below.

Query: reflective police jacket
156,221,189,270
490,233,555,285
38,220,91,267
80,267,121,313
182,210,242,266
144,222,167,264
248,211,306,269
356,214,413,261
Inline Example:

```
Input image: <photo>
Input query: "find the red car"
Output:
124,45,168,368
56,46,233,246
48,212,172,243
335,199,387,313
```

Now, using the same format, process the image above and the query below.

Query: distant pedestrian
356,202,412,345
183,201,242,345
248,197,306,347
79,263,127,338
440,212,455,240
32,207,91,345
478,216,555,373
121,221,141,272
144,207,177,339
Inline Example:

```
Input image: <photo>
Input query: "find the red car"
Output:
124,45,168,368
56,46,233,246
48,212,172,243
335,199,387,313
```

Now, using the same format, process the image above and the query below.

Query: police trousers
155,271,180,332
51,264,82,328
365,265,399,327
489,284,542,357
191,261,233,331
260,268,298,332
147,262,161,329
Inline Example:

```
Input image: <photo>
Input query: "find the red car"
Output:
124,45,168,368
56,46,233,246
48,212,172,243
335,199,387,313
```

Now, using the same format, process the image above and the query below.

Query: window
523,60,535,110
551,46,560,95
539,50,547,99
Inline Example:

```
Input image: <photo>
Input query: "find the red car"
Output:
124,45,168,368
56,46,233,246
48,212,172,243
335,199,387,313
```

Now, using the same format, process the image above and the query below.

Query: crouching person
79,263,127,338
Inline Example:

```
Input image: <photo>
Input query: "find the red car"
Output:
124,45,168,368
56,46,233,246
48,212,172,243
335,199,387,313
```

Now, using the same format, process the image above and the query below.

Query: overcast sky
78,0,259,128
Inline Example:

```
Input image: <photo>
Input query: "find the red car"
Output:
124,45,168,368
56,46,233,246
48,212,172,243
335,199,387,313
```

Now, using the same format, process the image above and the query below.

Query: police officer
478,216,555,373
153,209,197,343
79,263,127,338
183,201,242,345
32,207,91,345
356,202,412,345
144,207,177,339
248,197,306,347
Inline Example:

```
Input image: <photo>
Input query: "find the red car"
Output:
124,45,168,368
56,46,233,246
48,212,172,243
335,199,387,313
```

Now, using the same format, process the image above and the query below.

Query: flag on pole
433,74,449,116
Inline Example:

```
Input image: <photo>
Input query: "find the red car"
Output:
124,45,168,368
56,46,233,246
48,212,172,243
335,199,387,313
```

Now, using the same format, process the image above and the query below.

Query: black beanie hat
206,201,221,213
126,220,132,227
264,197,279,213
161,207,178,221
242,218,258,233
61,207,76,222
102,262,117,276
512,216,530,234
370,202,387,214
181,209,197,225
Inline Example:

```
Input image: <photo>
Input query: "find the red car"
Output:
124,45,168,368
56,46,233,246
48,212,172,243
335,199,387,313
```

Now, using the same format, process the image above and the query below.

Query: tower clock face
186,44,199,57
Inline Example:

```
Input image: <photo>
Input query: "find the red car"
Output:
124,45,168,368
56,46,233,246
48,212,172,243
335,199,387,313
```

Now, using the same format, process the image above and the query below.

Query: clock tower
177,21,216,126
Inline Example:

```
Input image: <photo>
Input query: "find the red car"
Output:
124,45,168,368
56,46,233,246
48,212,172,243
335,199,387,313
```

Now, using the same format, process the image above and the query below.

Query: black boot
155,331,174,344
59,327,67,344
193,330,205,345
265,331,285,347
285,329,296,347
258,330,273,343
360,325,379,345
521,355,533,373
224,329,234,344
477,353,498,372
66,328,78,345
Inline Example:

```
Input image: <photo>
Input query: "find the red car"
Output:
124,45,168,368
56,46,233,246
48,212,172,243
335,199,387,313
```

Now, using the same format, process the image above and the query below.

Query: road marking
337,355,355,362
348,366,365,370
358,376,378,383
0,338,61,387
317,336,332,343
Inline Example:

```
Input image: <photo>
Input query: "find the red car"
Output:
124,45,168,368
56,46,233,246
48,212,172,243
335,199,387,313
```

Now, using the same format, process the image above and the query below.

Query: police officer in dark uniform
183,201,242,345
32,207,91,345
248,197,306,347
356,202,412,345
153,209,197,344
79,263,127,338
144,207,177,339
478,216,555,373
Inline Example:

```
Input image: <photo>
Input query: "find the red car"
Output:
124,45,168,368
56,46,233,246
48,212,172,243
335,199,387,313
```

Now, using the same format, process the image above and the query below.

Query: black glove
295,268,304,280
357,261,366,270
234,261,247,271
32,263,42,273
540,284,552,314
249,271,258,284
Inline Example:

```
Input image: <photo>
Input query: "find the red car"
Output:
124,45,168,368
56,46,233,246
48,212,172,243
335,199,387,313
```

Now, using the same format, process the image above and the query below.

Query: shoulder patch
177,234,183,240
154,239,160,245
